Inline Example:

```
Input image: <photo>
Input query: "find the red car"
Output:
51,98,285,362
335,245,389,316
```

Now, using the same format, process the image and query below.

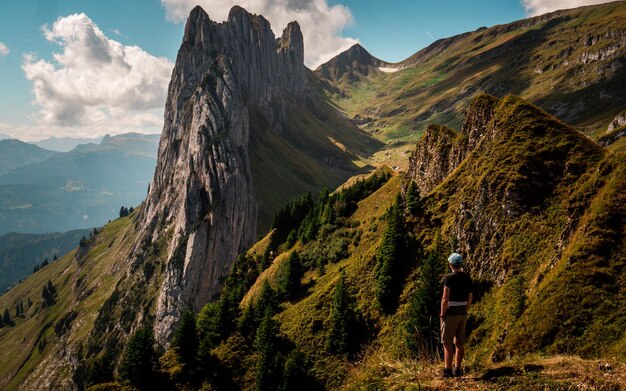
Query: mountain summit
316,43,395,83
132,5,308,344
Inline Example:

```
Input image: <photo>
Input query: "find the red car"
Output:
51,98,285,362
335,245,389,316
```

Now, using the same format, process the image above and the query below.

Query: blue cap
448,253,463,265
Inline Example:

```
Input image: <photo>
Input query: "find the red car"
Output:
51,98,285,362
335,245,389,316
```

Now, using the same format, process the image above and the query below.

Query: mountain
0,229,91,292
318,1,626,156
0,133,159,235
0,139,58,176
32,136,103,152
316,43,395,85
118,5,378,346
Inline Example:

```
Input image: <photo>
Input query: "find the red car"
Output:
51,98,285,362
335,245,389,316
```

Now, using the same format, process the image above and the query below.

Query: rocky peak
131,5,307,345
317,43,392,82
408,94,499,194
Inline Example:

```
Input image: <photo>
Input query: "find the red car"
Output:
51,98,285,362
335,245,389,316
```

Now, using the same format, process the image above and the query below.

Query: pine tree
405,181,422,216
119,327,155,385
278,252,303,302
197,302,221,358
254,307,281,391
255,280,278,321
404,252,445,357
374,202,405,312
285,230,297,249
326,269,358,356
42,286,51,307
173,310,198,366
3,308,11,325
280,350,308,391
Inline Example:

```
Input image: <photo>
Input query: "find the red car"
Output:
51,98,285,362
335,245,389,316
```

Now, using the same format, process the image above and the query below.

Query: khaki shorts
441,314,467,345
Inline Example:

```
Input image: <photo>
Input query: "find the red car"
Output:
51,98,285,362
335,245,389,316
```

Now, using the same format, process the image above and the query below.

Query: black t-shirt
443,271,473,302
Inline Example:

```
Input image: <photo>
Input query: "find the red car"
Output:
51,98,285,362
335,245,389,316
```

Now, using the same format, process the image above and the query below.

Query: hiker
440,252,473,378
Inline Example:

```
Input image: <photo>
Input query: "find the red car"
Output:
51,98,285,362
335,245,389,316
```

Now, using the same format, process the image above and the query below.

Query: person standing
440,252,473,378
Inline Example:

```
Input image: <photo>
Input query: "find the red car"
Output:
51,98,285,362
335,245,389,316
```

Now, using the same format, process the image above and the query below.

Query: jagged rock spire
133,5,306,345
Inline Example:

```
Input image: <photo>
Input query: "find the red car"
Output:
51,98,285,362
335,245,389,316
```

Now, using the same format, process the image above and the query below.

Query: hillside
0,212,139,390
0,133,159,235
318,1,626,166
0,139,58,176
0,229,91,292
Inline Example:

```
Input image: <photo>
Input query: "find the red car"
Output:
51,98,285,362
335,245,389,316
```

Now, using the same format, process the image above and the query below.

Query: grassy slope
321,2,626,166
250,73,383,231
0,212,138,390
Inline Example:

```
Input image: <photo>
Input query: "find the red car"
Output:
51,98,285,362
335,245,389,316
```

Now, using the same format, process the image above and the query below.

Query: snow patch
379,67,399,73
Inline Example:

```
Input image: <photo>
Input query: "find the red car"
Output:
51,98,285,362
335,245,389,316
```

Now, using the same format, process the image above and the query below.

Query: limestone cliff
134,5,306,344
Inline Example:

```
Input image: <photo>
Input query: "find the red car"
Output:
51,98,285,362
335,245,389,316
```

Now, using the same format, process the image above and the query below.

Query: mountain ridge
317,0,626,160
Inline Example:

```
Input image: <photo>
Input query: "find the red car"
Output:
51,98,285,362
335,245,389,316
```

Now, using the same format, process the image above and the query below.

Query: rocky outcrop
408,94,498,194
410,95,606,283
133,5,306,345
607,110,626,133
598,110,626,147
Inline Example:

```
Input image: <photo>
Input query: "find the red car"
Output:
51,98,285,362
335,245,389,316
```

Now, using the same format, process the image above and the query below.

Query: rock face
135,5,306,345
408,95,498,194
409,95,606,282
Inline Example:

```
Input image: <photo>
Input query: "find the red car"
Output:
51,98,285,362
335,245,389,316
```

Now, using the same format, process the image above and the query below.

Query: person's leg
454,344,464,368
441,317,455,376
453,315,468,375
443,343,454,369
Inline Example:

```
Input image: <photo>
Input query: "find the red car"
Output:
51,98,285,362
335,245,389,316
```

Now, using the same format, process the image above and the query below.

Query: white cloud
521,0,621,16
160,0,358,69
0,42,9,56
22,13,173,133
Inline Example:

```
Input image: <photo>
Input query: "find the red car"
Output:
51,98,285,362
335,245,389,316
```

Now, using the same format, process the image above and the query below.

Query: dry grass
344,350,626,391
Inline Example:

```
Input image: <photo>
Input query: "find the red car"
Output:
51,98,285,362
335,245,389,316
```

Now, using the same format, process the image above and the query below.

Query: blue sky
0,0,613,140
332,0,526,62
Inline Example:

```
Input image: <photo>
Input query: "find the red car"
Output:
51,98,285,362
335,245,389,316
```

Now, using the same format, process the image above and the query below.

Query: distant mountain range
0,133,11,140
0,139,58,176
32,136,103,152
0,133,159,235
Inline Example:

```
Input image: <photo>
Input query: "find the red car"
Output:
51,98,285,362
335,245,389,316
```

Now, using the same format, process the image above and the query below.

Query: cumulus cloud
161,0,358,68
521,0,621,16
22,13,173,132
0,42,9,56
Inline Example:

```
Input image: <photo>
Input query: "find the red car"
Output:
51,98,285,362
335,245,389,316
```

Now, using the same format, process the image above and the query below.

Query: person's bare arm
440,286,450,318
